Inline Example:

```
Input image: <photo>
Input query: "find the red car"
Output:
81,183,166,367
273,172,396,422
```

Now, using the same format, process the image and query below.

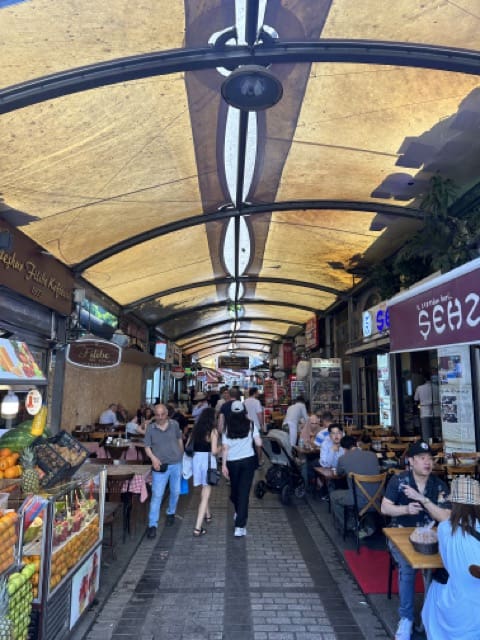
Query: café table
383,526,443,629
293,444,320,458
83,441,142,462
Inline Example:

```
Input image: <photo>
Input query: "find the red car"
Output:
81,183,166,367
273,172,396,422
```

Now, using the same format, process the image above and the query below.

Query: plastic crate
33,431,89,488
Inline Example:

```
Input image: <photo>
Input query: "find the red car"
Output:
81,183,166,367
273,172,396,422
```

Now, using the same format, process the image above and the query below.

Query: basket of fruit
409,526,439,555
32,431,89,488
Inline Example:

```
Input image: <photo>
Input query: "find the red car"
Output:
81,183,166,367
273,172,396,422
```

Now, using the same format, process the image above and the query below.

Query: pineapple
21,447,40,495
0,578,13,640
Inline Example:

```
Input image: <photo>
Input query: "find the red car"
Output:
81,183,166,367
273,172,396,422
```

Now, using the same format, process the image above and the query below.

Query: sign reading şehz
390,259,480,351
362,302,390,338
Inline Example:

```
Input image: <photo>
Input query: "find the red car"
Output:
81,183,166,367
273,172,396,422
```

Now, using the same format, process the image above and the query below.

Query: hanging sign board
67,339,121,369
0,338,46,383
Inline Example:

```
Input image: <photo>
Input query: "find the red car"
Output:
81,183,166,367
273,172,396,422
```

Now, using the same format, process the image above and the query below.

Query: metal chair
347,471,388,553
103,472,135,557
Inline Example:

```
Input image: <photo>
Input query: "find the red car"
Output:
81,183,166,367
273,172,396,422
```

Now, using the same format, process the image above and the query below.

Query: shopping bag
180,477,189,495
182,453,193,479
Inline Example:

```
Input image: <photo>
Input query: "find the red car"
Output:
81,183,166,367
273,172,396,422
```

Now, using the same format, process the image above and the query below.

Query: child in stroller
254,429,306,505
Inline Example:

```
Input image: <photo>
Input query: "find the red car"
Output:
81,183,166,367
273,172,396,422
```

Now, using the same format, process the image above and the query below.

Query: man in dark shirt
330,435,380,537
381,441,450,640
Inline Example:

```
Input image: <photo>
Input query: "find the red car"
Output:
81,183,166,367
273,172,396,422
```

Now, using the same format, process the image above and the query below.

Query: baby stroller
254,431,306,505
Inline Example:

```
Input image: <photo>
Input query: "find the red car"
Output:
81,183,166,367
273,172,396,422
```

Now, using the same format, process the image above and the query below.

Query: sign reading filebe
67,339,121,369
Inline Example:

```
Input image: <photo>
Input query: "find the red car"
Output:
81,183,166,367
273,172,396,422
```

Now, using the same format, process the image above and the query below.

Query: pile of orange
22,555,41,599
0,511,18,573
0,448,21,479
50,517,99,590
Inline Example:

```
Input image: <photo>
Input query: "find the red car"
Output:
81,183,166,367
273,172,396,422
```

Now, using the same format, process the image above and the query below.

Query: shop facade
389,257,480,451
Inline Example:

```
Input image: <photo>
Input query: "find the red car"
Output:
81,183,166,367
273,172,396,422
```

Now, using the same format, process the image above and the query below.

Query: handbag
207,453,220,486
251,425,259,469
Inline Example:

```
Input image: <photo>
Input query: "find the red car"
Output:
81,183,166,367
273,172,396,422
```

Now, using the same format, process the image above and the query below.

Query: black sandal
193,527,207,537
205,515,213,523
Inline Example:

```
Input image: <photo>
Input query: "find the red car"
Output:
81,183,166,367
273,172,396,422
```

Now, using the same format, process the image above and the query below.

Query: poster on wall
263,378,276,407
291,379,306,400
70,547,101,629
309,358,342,418
437,345,475,452
377,354,392,428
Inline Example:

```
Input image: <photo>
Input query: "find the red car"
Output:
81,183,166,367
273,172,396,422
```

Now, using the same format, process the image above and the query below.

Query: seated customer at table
319,423,344,468
381,441,450,640
313,410,335,448
422,476,480,640
99,403,120,427
125,416,146,437
299,413,321,447
330,435,380,537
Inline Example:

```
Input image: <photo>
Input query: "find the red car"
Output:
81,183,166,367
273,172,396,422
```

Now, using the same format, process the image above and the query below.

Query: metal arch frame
74,200,422,273
124,274,344,311
2,40,480,116
183,335,273,351
194,345,267,359
191,341,272,357
156,298,317,324
174,316,304,342
179,329,283,350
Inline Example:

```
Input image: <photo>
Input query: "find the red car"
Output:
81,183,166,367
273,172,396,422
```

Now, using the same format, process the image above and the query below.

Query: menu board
0,338,46,382
309,358,342,418
290,379,306,400
377,354,392,427
437,345,476,453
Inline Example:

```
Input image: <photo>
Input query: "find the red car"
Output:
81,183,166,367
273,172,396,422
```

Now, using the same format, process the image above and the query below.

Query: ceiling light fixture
221,65,283,112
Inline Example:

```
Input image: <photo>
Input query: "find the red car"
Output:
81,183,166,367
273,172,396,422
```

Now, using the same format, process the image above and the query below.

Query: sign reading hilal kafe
67,339,122,369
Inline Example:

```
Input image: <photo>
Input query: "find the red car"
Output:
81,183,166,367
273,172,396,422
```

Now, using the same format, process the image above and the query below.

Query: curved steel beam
157,298,316,324
184,336,273,352
124,274,343,311
75,200,421,273
197,345,267,359
180,329,283,350
175,316,303,342
1,40,480,115
192,341,271,356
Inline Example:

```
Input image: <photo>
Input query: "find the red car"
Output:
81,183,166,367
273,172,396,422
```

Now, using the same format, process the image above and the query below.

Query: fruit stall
0,411,107,640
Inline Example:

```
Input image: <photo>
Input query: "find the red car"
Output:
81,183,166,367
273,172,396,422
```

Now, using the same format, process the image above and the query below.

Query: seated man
313,410,335,448
99,403,119,427
319,423,344,469
330,435,380,536
381,441,450,640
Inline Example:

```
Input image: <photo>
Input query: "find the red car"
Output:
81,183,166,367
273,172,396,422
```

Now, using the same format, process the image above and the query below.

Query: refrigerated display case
18,467,106,640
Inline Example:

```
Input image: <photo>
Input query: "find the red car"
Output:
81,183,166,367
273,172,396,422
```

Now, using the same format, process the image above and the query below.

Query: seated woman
422,476,480,640
125,416,146,438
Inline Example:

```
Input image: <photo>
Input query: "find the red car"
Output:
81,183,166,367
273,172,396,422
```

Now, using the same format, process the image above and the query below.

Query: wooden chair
346,472,388,553
385,443,408,466
452,452,480,465
446,464,478,480
135,446,150,464
397,436,421,444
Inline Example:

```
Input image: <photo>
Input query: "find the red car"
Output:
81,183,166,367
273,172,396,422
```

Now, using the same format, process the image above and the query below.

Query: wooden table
293,445,320,458
383,525,443,619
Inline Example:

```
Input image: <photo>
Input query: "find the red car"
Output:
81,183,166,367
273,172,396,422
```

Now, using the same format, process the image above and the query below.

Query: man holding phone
381,441,450,640
145,403,184,539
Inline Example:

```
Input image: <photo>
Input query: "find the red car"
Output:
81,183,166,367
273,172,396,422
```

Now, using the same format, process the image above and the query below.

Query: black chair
346,472,388,553
103,472,134,557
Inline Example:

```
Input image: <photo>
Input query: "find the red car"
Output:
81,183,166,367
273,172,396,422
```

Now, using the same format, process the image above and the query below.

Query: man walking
144,403,184,538
283,396,308,447
381,441,450,640
414,374,434,441
244,387,265,433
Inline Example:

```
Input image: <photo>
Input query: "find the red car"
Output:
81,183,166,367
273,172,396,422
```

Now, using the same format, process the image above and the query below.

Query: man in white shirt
244,387,265,433
283,396,308,447
414,375,433,441
99,404,119,426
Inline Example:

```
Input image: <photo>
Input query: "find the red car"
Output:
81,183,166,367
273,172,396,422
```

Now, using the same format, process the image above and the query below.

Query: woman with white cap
422,475,480,639
222,400,262,537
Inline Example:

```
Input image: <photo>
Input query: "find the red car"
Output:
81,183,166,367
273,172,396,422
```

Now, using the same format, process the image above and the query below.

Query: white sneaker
395,617,413,640
234,527,246,537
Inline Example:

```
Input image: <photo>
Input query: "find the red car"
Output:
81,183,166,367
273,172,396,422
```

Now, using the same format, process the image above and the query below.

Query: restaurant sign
67,339,121,369
390,258,480,352
0,218,73,315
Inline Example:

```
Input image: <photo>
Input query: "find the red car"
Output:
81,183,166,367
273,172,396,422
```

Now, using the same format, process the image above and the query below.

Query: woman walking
191,407,219,537
222,400,262,537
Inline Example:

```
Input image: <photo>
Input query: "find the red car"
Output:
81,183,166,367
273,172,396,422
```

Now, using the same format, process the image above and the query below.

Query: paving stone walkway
83,478,391,640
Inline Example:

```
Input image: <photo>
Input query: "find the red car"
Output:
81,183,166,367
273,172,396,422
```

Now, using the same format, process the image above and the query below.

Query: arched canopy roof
2,0,480,361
